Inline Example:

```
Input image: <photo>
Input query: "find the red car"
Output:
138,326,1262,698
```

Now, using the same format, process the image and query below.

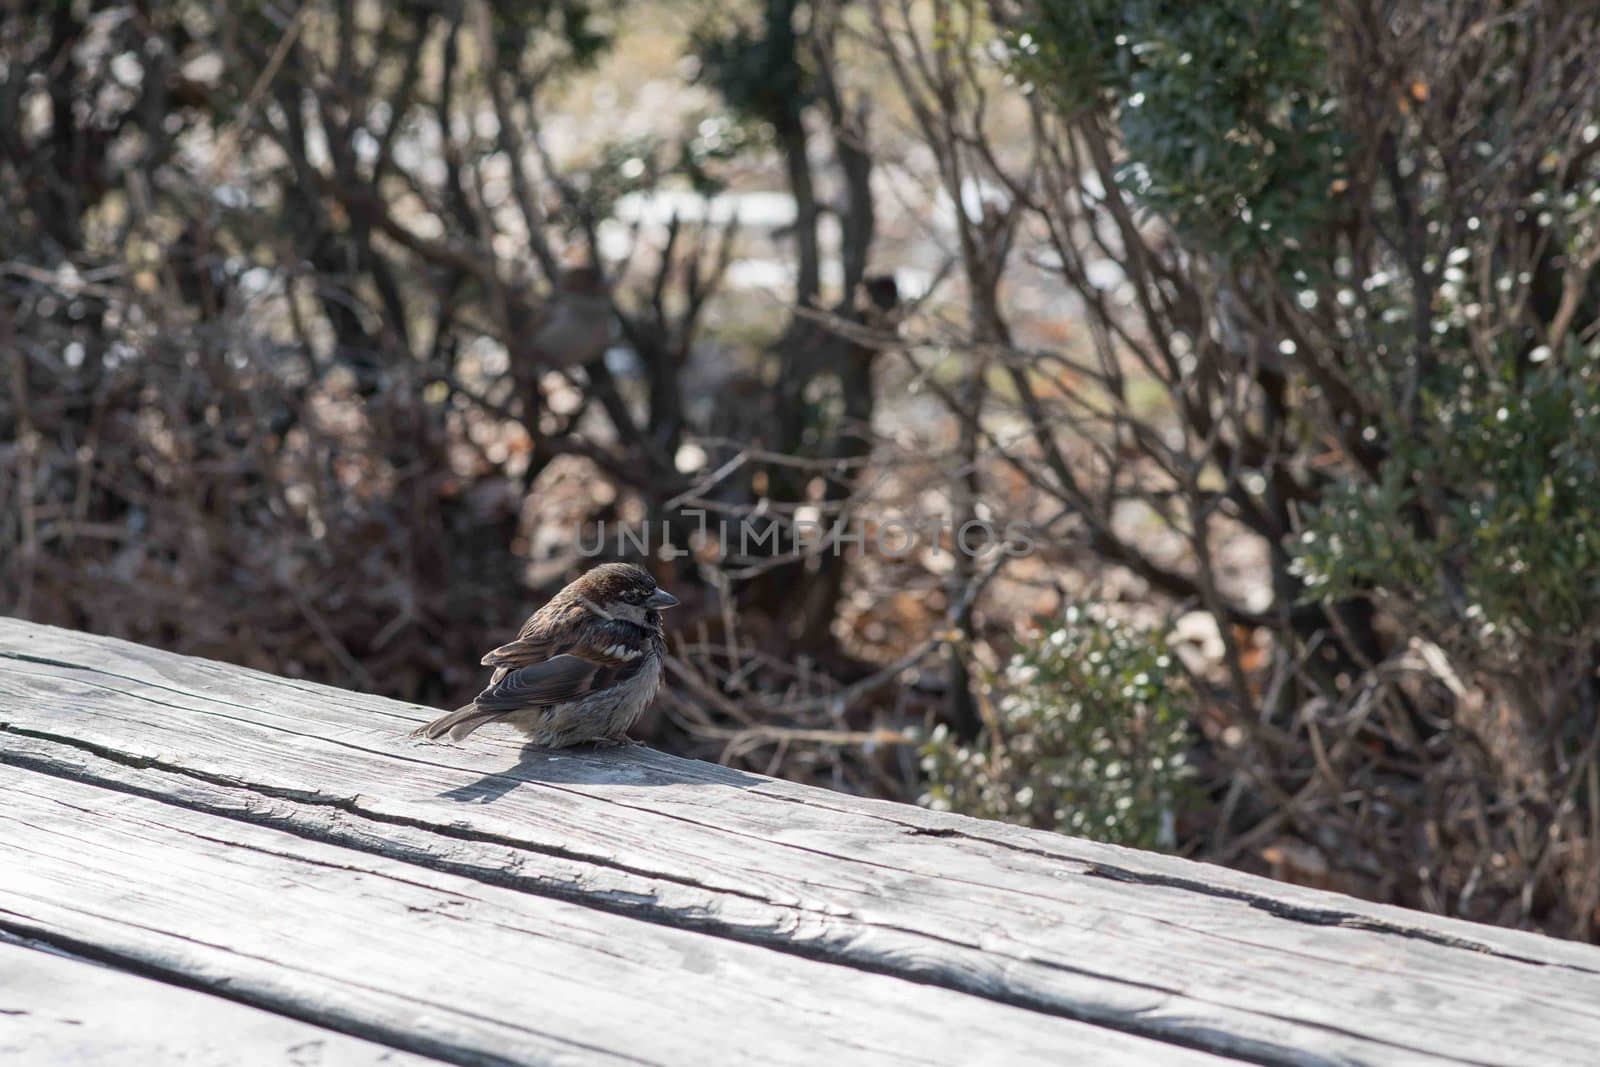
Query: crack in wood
0,767,1226,1066
0,729,1321,1067
755,787,1600,975
0,916,603,1067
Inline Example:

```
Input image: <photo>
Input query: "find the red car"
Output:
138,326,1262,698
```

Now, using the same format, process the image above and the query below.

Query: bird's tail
412,703,503,742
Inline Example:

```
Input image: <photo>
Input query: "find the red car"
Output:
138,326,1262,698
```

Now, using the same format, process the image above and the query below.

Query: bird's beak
646,589,680,610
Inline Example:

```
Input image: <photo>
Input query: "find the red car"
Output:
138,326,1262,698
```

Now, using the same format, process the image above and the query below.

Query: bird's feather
480,601,588,672
472,634,653,711
411,703,502,741
475,655,600,712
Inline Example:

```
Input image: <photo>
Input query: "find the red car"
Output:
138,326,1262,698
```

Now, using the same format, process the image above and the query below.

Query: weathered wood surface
3,618,1600,1066
0,937,430,1065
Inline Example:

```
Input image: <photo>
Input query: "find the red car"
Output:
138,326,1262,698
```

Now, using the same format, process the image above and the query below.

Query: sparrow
527,265,613,369
413,563,679,747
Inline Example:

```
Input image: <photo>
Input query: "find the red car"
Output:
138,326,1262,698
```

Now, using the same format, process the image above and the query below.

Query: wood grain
4,617,1600,1066
0,937,437,1065
0,763,1223,1066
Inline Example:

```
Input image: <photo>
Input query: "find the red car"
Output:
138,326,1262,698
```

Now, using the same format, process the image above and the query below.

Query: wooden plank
0,937,437,1065
5,618,1600,1065
0,764,1226,1067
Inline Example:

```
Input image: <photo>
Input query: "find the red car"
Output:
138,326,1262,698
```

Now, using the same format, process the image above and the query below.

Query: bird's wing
480,604,585,671
481,634,564,672
471,655,602,712
471,639,651,713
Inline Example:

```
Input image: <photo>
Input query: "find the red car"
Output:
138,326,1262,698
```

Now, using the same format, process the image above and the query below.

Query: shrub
879,0,1600,933
921,607,1191,849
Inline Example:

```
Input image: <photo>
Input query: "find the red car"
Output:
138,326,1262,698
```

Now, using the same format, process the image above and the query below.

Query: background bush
904,0,1600,934
922,606,1190,849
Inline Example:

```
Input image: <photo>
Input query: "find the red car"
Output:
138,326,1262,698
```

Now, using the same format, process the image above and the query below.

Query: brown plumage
413,563,678,747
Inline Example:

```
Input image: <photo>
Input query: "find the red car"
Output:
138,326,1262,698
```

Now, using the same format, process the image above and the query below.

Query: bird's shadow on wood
435,743,765,804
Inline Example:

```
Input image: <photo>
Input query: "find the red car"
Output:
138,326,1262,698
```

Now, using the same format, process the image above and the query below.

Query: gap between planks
0,933,442,1065
0,763,1235,1067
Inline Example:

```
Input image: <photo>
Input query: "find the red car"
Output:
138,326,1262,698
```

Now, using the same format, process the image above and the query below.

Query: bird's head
569,562,678,627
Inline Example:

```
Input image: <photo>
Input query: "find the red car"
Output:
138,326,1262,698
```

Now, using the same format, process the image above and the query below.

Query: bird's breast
616,653,662,716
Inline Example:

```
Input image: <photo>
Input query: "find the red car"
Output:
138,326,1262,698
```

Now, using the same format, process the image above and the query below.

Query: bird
526,265,614,369
412,563,679,747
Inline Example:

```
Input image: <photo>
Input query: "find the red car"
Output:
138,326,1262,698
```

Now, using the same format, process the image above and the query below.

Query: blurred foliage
692,0,812,133
680,112,770,195
0,0,904,805
895,0,1600,932
1013,0,1600,701
1289,142,1600,665
0,0,643,707
1015,0,1345,261
1296,342,1600,656
484,0,617,67
921,608,1191,850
